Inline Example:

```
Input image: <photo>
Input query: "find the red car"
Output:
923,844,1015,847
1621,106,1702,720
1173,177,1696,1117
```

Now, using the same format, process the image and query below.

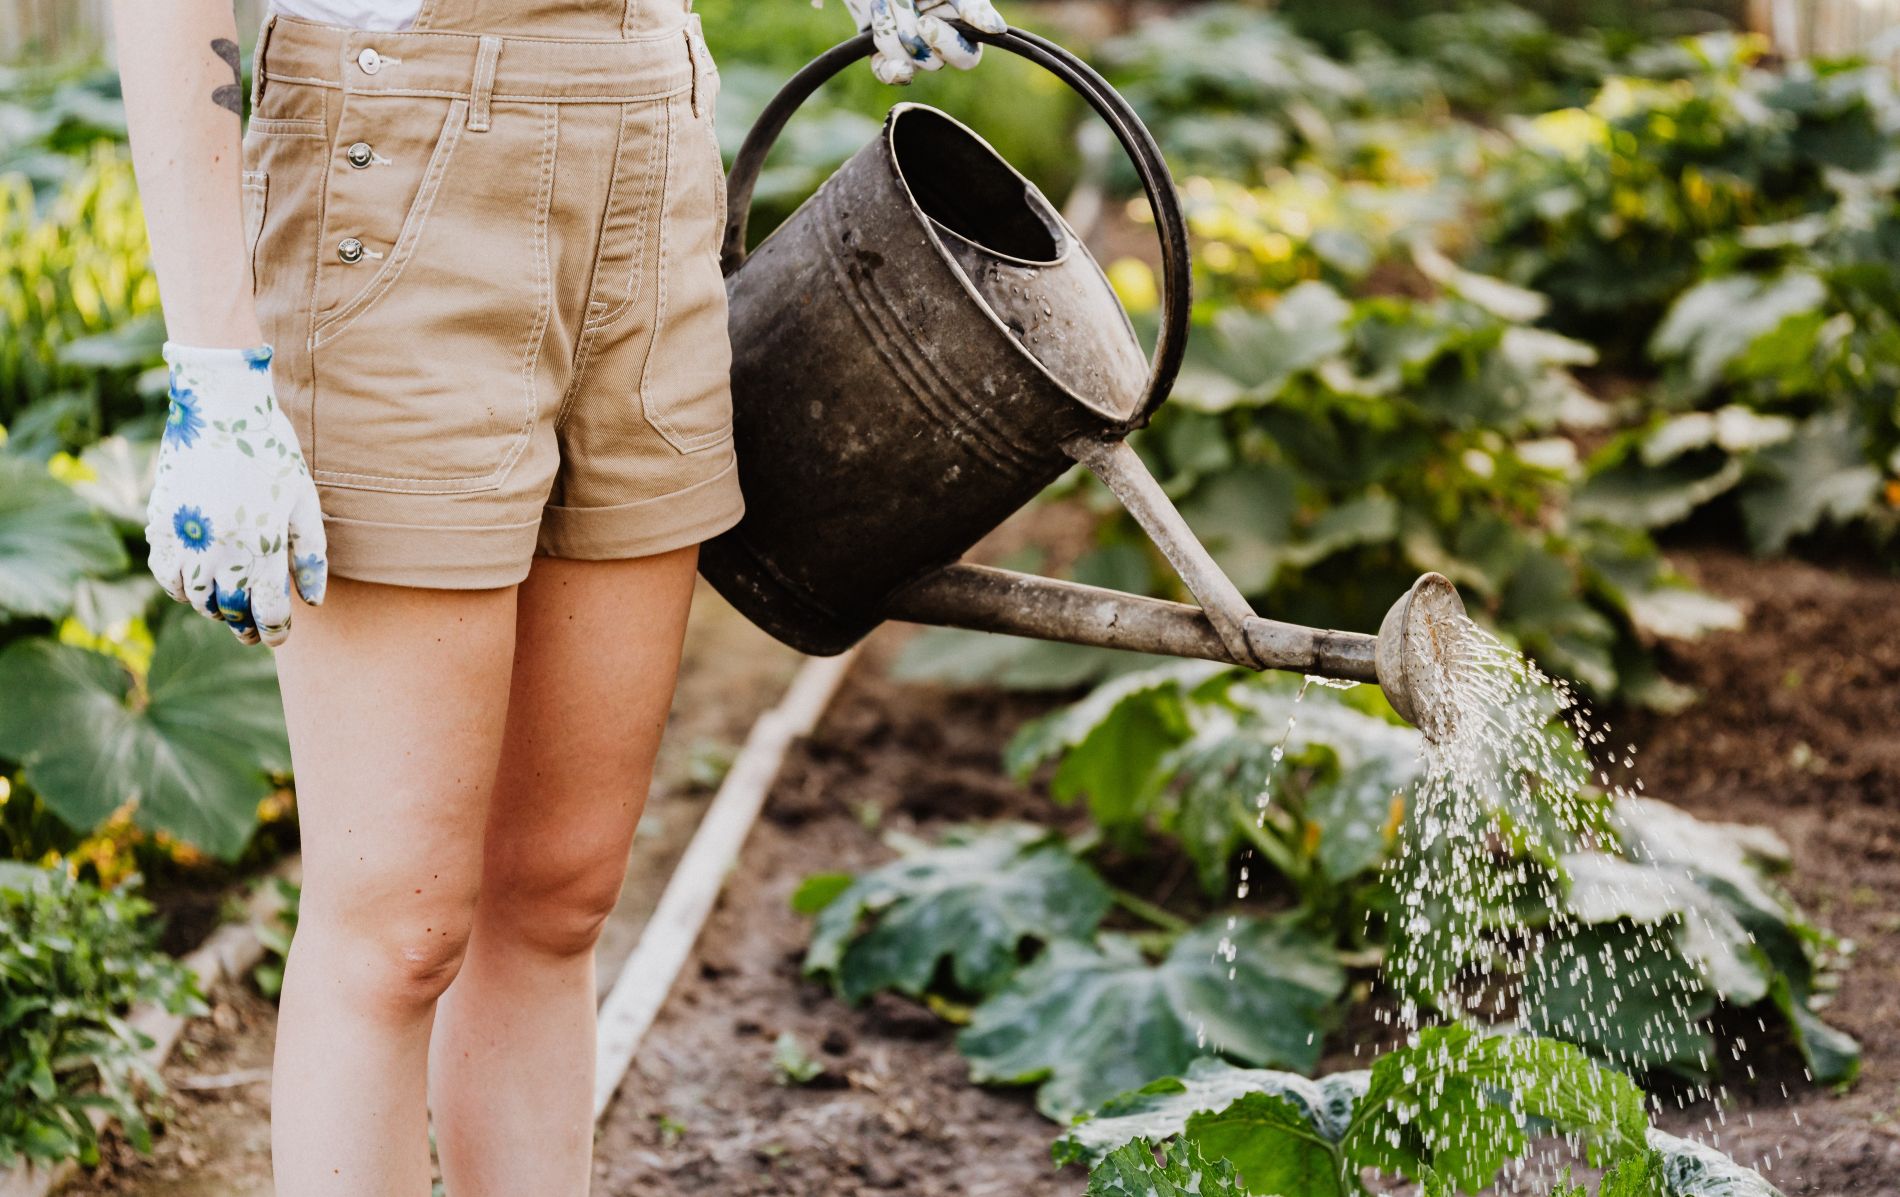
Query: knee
296,890,480,1015
482,845,629,960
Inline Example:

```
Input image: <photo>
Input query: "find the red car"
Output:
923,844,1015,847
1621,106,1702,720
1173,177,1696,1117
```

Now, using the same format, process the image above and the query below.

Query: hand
840,0,1006,85
145,343,328,647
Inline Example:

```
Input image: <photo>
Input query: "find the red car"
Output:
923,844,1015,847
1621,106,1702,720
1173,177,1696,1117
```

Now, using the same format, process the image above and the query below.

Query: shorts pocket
643,93,735,455
240,171,268,294
307,102,558,494
312,95,467,337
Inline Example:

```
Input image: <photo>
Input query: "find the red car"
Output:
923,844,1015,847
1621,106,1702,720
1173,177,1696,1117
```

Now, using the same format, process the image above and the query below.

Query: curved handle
718,25,1191,428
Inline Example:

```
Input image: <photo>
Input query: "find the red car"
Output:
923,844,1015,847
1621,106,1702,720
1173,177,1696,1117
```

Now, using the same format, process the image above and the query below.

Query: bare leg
430,547,700,1197
269,577,519,1197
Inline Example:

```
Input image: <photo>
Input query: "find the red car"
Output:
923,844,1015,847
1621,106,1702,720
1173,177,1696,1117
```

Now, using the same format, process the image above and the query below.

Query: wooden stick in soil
591,650,858,1122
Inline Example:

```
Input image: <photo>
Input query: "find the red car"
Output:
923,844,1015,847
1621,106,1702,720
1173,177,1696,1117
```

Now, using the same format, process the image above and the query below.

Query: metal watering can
700,27,1467,740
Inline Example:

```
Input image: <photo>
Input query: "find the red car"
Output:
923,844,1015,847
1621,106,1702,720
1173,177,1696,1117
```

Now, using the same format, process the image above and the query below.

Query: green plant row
794,668,1856,1119
0,861,203,1168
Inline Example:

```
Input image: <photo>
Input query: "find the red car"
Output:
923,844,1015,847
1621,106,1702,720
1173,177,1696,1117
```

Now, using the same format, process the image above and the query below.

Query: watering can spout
884,566,1468,742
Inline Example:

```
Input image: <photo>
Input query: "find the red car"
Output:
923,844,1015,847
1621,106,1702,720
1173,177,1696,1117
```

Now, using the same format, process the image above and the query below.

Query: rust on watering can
698,27,1468,738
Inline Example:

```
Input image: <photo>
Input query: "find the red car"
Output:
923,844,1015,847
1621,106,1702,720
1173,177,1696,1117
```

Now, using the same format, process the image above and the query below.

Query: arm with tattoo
111,2,261,348
113,5,330,647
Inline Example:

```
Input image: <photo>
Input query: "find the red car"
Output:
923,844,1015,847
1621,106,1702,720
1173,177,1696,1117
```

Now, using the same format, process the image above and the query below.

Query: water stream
1243,616,1761,1188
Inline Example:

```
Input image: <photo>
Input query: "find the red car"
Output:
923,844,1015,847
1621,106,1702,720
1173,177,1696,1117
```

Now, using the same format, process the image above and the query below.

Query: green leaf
1085,1138,1247,1197
803,824,1112,1004
1053,1055,1366,1168
1646,1128,1784,1196
1523,920,1717,1076
789,872,853,916
1004,662,1225,834
1185,1089,1362,1196
0,454,127,622
0,608,289,857
1738,413,1883,553
959,915,1345,1119
770,1032,825,1085
1341,1026,1649,1191
1175,282,1354,412
1651,273,1827,395
1575,456,1745,530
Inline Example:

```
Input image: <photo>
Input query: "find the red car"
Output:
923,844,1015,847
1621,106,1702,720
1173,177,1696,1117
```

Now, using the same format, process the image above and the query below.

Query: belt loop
468,35,503,132
249,12,277,113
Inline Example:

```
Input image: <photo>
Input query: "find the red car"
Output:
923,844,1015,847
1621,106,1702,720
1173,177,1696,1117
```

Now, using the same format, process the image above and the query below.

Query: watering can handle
718,25,1191,428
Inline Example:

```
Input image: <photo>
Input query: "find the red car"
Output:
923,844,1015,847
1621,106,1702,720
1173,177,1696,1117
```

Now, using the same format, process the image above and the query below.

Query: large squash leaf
1085,1139,1247,1197
959,915,1345,1119
1553,799,1860,1085
0,453,127,622
1523,920,1718,1077
801,823,1112,1004
1058,1027,1651,1196
1645,1129,1784,1197
0,607,289,857
1343,1025,1649,1191
1053,1056,1366,1169
1004,662,1225,836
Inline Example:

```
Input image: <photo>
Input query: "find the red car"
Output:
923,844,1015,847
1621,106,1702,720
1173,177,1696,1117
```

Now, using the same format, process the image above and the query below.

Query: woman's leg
429,547,700,1197
270,577,520,1197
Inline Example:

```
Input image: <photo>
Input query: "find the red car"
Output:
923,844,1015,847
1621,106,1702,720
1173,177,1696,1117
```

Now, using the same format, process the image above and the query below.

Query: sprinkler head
1376,572,1468,744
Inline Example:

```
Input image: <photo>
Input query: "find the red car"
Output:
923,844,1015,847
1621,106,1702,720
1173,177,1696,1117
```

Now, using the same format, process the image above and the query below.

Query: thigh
273,576,519,936
479,548,699,895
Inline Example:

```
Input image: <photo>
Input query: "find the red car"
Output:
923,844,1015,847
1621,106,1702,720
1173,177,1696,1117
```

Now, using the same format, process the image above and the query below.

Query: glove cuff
162,342,278,412
162,342,276,372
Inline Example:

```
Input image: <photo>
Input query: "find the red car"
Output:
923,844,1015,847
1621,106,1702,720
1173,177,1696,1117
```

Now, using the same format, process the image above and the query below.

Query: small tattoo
211,38,243,116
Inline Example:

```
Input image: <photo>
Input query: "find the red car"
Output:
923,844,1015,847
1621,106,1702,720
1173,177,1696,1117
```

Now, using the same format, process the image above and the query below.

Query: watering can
699,26,1467,740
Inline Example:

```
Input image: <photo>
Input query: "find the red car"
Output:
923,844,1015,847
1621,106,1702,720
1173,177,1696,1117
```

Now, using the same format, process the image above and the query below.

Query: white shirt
269,0,423,30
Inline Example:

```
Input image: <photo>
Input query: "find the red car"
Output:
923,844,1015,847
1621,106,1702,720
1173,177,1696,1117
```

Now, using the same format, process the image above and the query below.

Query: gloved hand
838,0,1006,85
145,343,328,647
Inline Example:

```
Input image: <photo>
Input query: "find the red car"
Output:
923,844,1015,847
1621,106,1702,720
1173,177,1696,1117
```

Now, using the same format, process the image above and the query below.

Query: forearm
112,0,261,348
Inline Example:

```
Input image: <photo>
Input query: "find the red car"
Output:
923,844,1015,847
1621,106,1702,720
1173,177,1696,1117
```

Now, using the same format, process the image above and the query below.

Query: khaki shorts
242,12,743,588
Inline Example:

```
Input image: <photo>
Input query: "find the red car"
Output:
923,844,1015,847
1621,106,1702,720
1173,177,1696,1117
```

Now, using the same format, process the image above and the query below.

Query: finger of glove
287,484,330,607
895,2,946,72
144,536,190,604
931,0,1006,34
207,574,262,646
866,0,918,82
918,13,982,69
251,555,295,648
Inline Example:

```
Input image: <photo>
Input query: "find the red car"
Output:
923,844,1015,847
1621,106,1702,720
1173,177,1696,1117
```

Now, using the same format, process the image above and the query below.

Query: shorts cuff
323,512,542,590
536,456,745,561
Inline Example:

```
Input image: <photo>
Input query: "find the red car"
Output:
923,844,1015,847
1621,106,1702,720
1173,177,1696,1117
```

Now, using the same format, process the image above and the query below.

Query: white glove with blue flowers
838,0,1006,85
145,343,328,647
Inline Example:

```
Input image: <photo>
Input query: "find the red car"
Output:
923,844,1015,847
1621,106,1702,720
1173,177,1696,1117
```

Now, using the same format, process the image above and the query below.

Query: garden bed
591,546,1900,1196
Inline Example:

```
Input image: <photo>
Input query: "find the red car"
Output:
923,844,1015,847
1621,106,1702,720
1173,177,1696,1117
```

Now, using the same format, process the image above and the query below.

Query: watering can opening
883,104,1148,425
890,105,1065,266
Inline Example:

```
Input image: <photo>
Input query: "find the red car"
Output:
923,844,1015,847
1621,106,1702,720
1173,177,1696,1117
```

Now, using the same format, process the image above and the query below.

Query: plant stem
1109,886,1191,935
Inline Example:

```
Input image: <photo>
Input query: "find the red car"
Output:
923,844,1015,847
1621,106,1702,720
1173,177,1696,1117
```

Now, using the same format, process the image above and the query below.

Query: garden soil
590,547,1900,1197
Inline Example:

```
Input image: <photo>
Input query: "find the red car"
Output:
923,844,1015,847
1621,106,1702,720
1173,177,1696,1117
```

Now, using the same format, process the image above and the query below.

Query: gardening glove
835,0,1006,85
144,343,328,647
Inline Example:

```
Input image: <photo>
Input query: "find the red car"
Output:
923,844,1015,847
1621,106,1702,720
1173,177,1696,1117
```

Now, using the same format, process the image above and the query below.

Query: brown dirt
591,651,1079,1197
1625,550,1900,1195
593,547,1900,1197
